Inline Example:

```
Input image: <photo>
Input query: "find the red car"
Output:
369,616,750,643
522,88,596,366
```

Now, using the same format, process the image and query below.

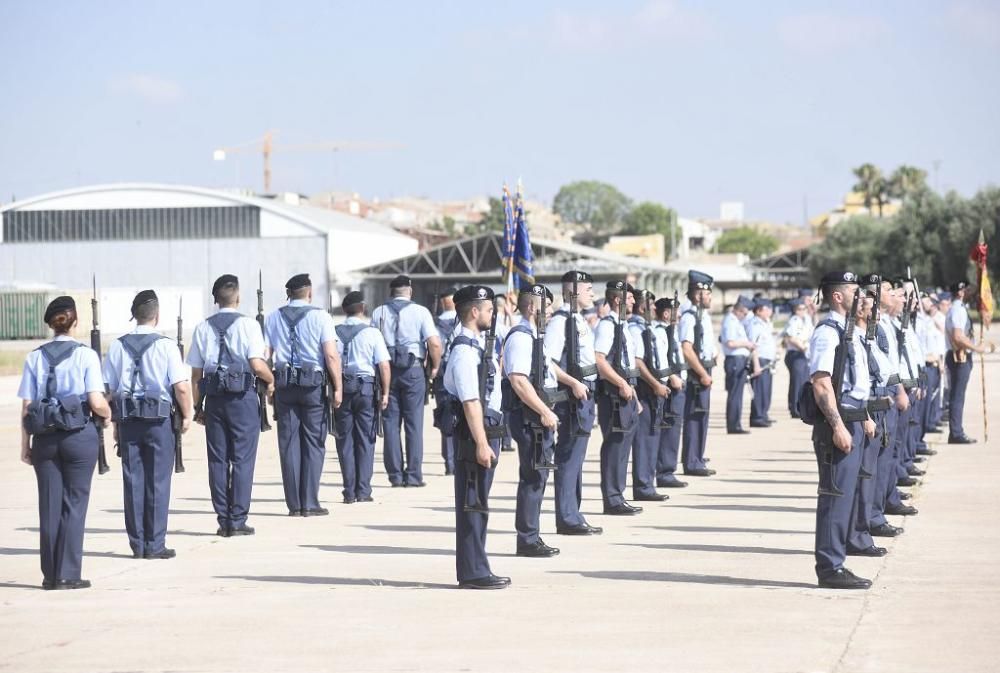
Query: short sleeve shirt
18,336,104,401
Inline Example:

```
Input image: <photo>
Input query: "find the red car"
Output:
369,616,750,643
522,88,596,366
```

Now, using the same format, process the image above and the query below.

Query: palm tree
852,163,887,216
887,165,929,200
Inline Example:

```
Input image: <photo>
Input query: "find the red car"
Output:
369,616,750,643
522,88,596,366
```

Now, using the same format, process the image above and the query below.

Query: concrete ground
1,358,997,673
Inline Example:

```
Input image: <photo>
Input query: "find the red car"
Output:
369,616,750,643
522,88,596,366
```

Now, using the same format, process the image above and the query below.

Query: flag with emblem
501,180,535,292
970,228,993,329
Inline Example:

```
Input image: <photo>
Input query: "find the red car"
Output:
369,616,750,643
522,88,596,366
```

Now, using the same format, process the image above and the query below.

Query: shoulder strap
335,323,370,349
279,305,320,329
118,333,166,397
207,312,243,335
817,317,845,335
37,341,83,399
451,334,483,353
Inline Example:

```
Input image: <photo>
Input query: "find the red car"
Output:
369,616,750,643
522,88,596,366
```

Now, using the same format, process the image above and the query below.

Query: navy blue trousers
724,355,748,432
32,423,98,582
334,384,376,501
204,391,261,530
509,407,552,547
119,419,175,556
922,365,941,433
553,395,596,528
785,350,808,416
813,409,865,578
848,412,880,552
454,435,499,583
631,395,663,497
682,379,711,472
946,351,973,439
656,388,686,481
275,385,326,512
597,393,640,507
383,364,425,485
870,405,898,527
750,360,773,424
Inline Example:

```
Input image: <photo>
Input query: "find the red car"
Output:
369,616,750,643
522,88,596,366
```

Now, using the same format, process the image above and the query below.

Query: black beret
130,290,158,316
44,295,76,324
519,284,554,302
285,274,311,291
212,274,239,298
454,285,495,306
654,297,678,312
891,277,906,290
439,286,457,298
341,291,364,311
950,279,970,293
606,280,635,292
561,270,593,283
859,273,881,286
389,275,412,289
688,270,714,290
819,271,858,286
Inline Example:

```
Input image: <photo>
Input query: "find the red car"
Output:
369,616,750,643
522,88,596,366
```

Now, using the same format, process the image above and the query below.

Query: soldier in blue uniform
628,289,670,502
334,291,391,504
594,280,644,516
19,296,112,589
445,285,509,589
433,287,459,475
747,298,777,427
679,271,717,476
188,275,275,536
104,290,192,559
545,270,602,535
945,279,987,443
371,275,443,487
721,295,756,434
264,274,342,516
782,298,812,418
502,284,562,557
652,296,688,488
807,271,877,589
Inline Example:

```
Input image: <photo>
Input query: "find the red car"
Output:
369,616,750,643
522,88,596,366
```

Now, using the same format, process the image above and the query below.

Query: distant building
810,191,902,235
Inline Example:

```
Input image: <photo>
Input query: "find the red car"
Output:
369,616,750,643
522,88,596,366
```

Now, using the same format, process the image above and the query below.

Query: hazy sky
2,0,998,223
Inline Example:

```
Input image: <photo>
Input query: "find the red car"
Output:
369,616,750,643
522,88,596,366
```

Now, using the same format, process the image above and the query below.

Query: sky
1,0,998,224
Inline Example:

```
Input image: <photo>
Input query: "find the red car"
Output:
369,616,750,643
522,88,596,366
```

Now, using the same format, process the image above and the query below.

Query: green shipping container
0,292,56,339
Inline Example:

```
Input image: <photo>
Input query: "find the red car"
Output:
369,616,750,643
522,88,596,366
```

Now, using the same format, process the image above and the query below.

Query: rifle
688,298,710,413
91,276,110,475
173,298,186,474
423,294,439,406
255,271,272,432
608,280,634,432
818,288,862,497
866,277,881,341
637,292,671,431
559,275,592,438
462,297,500,514
526,290,564,470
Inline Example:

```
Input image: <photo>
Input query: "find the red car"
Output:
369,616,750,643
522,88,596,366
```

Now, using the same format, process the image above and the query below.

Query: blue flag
508,184,534,290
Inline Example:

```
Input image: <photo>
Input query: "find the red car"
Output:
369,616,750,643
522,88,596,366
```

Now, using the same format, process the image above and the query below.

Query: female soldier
18,296,111,590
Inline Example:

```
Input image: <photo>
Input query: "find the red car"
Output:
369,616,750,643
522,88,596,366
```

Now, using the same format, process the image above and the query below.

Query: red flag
970,229,993,329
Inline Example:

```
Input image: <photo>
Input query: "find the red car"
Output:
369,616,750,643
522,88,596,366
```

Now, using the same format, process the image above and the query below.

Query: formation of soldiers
16,267,987,591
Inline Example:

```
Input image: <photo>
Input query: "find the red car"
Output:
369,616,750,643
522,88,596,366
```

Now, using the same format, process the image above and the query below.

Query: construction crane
212,130,403,193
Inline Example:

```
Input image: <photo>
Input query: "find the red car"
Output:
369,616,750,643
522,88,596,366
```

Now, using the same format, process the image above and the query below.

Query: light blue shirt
443,326,502,412
923,313,946,358
18,336,104,401
187,308,266,372
678,307,716,360
544,309,597,382
104,326,188,402
748,315,777,361
264,300,337,369
371,298,438,359
868,332,893,387
594,314,641,371
878,315,901,373
782,314,813,353
652,320,686,382
502,318,557,388
891,317,921,380
808,312,870,401
945,300,971,352
627,316,660,373
338,317,390,377
721,312,750,357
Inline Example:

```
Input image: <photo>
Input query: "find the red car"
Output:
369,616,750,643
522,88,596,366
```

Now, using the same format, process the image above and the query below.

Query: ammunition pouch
899,377,918,391
111,394,172,423
866,397,892,413
886,373,901,387
453,402,509,442
202,365,254,396
23,395,91,435
392,347,417,370
567,363,598,380
274,364,325,389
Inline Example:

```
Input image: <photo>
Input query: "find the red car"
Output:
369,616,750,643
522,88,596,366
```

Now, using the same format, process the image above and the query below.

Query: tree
808,215,891,282
852,163,888,216
468,197,507,235
553,180,632,245
427,215,460,238
619,201,680,260
887,165,929,201
713,226,779,259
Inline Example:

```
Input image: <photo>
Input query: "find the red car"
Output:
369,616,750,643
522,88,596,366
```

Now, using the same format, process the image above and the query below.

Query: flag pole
981,319,988,443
